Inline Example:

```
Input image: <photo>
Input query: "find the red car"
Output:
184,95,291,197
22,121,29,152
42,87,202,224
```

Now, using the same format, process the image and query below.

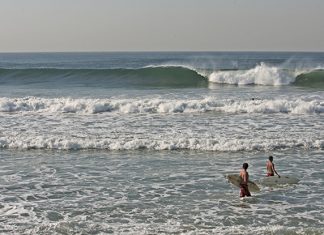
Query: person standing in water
266,156,280,177
240,163,251,197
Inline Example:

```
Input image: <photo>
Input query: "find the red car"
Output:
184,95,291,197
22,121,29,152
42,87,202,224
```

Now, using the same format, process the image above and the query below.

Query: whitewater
0,52,323,234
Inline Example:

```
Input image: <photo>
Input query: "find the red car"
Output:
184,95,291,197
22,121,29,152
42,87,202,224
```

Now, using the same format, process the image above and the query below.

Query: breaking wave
0,64,323,88
208,63,324,87
0,96,323,114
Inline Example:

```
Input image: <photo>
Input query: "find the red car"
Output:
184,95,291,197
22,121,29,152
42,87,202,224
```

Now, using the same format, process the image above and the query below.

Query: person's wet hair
269,156,273,161
243,163,248,170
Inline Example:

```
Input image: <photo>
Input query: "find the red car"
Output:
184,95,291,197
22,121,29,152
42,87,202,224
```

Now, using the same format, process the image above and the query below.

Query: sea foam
0,96,323,114
208,63,297,85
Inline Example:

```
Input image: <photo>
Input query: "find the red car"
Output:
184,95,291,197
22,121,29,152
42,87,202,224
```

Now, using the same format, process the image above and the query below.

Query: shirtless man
266,156,280,177
239,163,251,197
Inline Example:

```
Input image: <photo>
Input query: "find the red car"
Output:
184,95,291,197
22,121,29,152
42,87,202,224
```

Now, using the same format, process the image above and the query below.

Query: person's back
266,160,274,176
240,168,249,183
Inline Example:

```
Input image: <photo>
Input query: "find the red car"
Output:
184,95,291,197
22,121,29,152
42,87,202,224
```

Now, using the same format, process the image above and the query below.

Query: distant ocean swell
0,64,323,87
0,96,323,114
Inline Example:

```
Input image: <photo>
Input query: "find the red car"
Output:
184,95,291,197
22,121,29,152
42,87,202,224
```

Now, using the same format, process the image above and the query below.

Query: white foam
0,134,322,151
0,94,322,151
208,63,297,85
0,96,323,114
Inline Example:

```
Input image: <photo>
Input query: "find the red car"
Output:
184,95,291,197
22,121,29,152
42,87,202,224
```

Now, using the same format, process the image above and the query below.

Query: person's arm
272,164,280,177
243,172,248,184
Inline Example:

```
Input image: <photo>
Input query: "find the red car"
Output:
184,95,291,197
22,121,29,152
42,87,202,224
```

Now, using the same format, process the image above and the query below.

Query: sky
0,0,324,52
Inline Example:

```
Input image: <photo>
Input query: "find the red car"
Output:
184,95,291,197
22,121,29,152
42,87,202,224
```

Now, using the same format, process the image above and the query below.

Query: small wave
0,97,323,114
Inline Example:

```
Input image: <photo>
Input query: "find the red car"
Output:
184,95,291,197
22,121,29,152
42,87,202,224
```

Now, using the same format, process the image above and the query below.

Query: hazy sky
1,0,324,52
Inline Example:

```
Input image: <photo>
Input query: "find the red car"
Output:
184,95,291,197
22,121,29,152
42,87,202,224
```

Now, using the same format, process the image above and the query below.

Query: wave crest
208,63,296,85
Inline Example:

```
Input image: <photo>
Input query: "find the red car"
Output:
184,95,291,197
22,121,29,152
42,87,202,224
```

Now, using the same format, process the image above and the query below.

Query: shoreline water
1,149,323,234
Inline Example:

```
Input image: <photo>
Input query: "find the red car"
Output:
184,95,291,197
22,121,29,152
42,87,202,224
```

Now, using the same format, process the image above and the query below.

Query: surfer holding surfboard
227,157,299,196
266,156,280,177
261,156,300,185
239,163,251,198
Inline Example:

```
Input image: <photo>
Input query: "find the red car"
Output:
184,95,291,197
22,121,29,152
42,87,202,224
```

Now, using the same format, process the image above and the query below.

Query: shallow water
0,150,323,234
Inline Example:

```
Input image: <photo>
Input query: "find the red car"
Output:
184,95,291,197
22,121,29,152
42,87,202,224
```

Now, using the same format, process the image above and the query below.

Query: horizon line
1,50,324,54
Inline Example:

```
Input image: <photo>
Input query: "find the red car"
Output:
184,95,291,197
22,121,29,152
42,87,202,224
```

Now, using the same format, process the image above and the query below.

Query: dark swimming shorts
240,184,251,197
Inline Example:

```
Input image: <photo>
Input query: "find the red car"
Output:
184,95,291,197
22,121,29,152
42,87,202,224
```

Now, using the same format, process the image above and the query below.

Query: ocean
0,52,323,234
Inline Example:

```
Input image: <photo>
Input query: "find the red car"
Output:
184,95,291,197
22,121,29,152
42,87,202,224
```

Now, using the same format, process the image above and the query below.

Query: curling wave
0,66,207,88
294,69,324,88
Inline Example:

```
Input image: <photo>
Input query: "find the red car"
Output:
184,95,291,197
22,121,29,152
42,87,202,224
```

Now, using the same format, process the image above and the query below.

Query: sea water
0,52,323,234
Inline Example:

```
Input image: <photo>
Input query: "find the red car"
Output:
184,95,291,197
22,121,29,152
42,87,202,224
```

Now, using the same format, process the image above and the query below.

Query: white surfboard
260,176,299,186
226,174,260,192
